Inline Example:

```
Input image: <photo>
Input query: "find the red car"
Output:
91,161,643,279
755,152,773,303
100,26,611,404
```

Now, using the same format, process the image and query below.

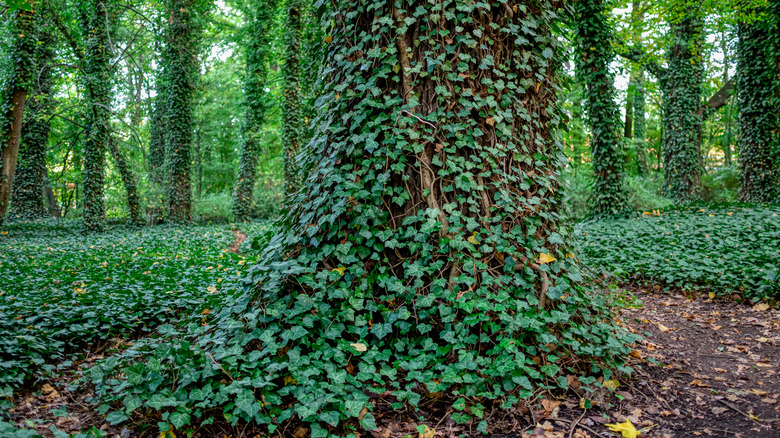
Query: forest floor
1,217,779,438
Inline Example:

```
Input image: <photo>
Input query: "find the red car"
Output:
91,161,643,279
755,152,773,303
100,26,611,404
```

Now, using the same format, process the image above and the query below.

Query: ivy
573,0,629,217
232,0,277,222
9,23,54,221
0,0,40,227
281,0,304,196
79,0,116,232
91,0,633,434
737,1,780,202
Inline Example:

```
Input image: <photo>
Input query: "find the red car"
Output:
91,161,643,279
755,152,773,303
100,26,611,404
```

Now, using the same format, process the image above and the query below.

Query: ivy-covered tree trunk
280,0,303,197
232,0,275,222
737,2,780,202
659,12,704,203
148,73,167,186
131,0,631,433
109,137,142,224
574,0,628,216
80,0,115,232
633,72,649,175
0,2,39,226
10,31,54,220
164,0,197,222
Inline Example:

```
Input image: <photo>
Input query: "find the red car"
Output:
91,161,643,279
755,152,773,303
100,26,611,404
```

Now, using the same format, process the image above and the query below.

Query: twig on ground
547,417,607,438
568,410,587,438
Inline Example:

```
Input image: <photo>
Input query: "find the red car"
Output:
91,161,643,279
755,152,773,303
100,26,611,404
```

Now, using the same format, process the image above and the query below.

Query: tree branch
617,45,665,79
51,10,84,61
696,78,735,120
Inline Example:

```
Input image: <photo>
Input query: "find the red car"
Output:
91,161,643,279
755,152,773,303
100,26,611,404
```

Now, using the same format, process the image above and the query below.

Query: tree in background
0,0,40,226
624,0,649,176
737,1,779,202
232,0,276,222
80,0,116,232
109,138,142,224
575,0,629,215
281,0,303,197
10,25,54,220
164,0,200,222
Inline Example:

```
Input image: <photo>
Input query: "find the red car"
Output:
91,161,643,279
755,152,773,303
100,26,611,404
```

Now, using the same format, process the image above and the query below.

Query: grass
0,219,268,395
576,204,780,300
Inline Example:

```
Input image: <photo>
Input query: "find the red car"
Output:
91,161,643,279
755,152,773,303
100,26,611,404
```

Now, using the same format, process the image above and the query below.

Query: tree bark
0,4,37,225
109,137,142,224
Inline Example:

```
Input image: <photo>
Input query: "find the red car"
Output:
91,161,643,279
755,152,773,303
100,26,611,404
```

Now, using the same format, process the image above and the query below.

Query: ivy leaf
332,266,346,275
350,342,367,352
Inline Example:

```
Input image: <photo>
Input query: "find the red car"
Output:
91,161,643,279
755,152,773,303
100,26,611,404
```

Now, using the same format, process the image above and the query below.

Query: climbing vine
109,138,142,224
659,10,705,204
92,0,633,435
10,22,53,220
80,0,115,232
281,0,304,197
573,0,629,216
0,0,40,226
164,0,200,222
232,0,276,222
633,73,649,175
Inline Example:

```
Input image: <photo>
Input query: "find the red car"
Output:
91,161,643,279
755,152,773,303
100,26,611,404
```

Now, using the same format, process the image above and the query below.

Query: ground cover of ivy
576,204,780,300
0,220,266,397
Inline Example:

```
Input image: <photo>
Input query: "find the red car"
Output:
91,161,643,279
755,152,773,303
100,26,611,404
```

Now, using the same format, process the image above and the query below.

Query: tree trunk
737,1,779,202
634,72,649,176
660,10,704,203
165,0,197,222
232,0,275,222
0,4,38,226
80,0,115,232
575,0,628,216
281,0,303,198
149,72,167,186
109,137,142,224
42,167,60,217
11,33,54,220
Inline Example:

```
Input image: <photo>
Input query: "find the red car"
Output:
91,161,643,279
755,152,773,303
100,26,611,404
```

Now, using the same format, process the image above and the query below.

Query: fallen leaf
605,419,639,438
332,266,346,276
350,342,367,352
418,425,435,438
539,253,556,264
206,285,217,294
604,379,620,390
467,232,479,245
658,323,670,333
753,303,770,311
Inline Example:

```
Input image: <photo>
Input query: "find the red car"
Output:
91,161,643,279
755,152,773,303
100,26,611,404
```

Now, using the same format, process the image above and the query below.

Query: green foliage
659,10,705,204
573,0,629,217
281,0,304,196
232,0,277,222
88,0,633,435
0,220,265,390
577,205,780,300
737,1,780,202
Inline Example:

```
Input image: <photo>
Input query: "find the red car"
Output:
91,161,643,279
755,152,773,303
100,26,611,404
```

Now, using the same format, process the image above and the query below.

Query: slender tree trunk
660,10,704,203
232,0,275,222
721,30,733,167
575,0,628,216
109,137,141,224
149,73,167,186
165,0,197,222
0,4,38,226
80,0,115,232
42,167,59,217
737,1,779,202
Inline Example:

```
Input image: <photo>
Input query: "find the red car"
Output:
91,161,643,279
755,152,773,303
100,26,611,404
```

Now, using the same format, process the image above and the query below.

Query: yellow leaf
206,285,217,294
159,431,176,438
658,323,670,332
324,35,333,43
418,425,436,438
284,375,298,385
485,116,495,126
753,303,770,311
708,292,715,299
350,342,367,352
539,253,556,264
467,232,479,245
603,379,620,390
333,266,346,276
605,419,640,438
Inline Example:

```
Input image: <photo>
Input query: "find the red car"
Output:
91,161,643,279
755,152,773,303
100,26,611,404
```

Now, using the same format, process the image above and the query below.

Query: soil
5,287,779,438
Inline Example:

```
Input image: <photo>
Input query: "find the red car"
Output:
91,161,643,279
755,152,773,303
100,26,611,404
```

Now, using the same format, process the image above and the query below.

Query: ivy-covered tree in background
574,0,629,216
164,0,199,222
10,25,54,220
625,0,648,176
232,0,276,222
109,138,142,224
79,0,116,232
737,1,779,202
0,0,40,226
281,0,304,197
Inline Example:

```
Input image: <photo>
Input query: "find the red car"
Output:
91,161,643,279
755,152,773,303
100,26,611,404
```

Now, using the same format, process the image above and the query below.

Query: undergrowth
576,204,780,300
0,220,267,398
